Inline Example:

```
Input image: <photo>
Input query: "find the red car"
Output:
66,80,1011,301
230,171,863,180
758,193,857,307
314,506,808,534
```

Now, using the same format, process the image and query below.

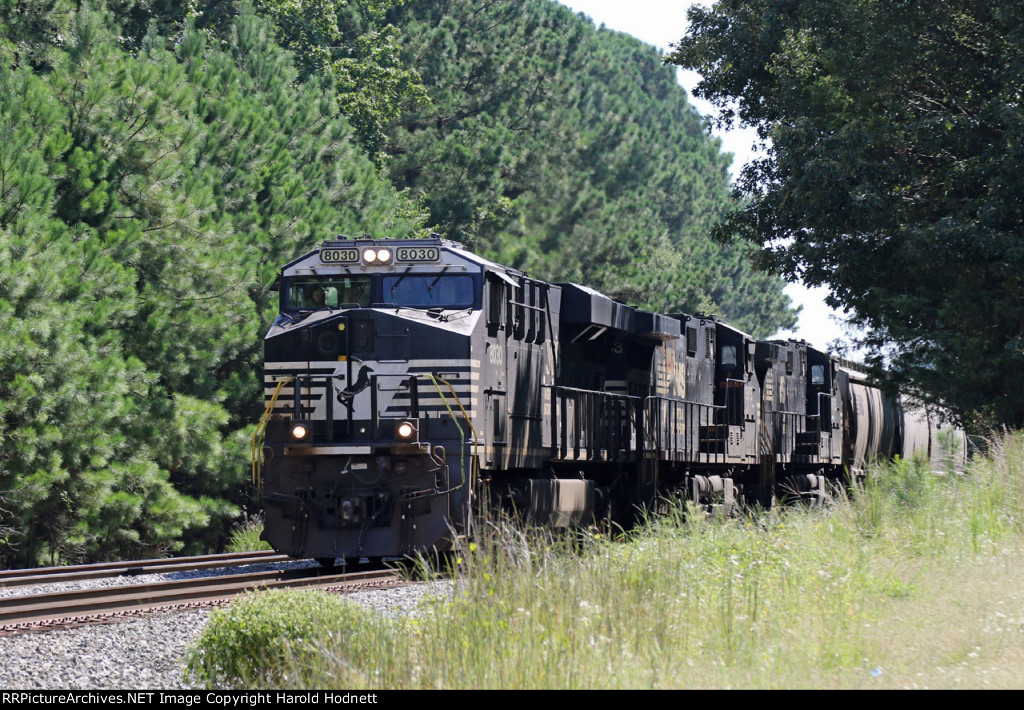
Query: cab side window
488,278,505,329
811,364,825,385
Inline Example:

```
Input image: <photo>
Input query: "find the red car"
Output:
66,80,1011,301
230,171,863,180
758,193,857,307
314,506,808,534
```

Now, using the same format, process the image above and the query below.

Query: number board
320,248,359,265
396,246,441,263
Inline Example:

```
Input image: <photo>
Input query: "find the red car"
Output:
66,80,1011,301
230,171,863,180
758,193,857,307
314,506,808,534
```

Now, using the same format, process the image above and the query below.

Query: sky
558,0,858,352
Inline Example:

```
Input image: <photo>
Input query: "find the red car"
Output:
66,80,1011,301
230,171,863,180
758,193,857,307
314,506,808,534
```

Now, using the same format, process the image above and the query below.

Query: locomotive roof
711,318,753,339
560,282,678,341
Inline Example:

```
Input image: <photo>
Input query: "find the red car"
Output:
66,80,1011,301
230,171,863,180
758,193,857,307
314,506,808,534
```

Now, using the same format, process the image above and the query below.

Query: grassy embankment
186,432,1024,689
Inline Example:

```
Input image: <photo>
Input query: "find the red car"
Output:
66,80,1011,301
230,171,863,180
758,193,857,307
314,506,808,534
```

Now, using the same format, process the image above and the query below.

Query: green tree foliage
668,0,1024,425
245,0,428,162
0,0,799,565
0,6,425,566
386,0,796,335
0,0,75,69
1,0,428,164
106,0,429,165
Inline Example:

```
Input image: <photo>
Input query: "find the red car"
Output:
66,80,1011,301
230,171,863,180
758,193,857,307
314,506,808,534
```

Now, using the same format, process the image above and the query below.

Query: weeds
184,589,409,688
224,512,272,554
188,432,1024,689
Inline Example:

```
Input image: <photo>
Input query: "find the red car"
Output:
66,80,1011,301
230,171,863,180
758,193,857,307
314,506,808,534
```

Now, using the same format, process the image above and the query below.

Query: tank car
899,395,968,474
835,360,901,482
833,359,968,478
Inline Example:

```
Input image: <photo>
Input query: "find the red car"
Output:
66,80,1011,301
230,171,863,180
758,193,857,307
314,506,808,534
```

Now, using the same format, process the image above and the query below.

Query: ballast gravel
0,565,451,690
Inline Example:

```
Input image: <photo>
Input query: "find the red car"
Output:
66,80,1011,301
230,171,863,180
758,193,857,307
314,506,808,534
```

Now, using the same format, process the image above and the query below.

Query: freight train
252,235,965,563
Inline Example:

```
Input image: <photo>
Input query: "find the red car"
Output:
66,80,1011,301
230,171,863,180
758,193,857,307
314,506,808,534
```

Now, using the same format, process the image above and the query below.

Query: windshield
382,274,476,308
285,276,371,310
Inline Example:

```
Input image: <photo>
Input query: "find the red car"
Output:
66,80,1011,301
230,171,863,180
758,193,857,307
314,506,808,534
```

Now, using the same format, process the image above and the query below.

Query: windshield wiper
441,307,474,322
426,266,450,292
389,267,413,296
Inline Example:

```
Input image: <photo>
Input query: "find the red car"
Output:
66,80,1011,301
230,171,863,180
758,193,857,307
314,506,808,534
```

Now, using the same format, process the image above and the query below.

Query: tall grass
224,512,272,553
186,432,1024,689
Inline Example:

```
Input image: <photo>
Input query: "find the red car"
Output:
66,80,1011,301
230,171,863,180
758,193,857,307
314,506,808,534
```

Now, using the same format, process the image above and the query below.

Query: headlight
362,247,393,265
396,420,416,441
290,424,309,440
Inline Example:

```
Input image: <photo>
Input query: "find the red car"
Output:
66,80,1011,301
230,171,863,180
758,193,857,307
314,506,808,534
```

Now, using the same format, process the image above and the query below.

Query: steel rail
0,550,291,588
0,567,402,632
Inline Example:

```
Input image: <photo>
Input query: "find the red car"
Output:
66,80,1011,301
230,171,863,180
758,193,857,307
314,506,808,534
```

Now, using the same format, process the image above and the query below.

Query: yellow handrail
251,377,294,490
426,374,479,496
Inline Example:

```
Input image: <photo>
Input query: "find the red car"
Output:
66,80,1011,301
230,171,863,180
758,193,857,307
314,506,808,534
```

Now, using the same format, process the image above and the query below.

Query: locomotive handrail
804,392,832,423
428,374,478,446
767,394,836,462
645,392,725,407
768,408,804,416
643,395,726,464
818,391,833,424
252,376,294,490
283,373,405,443
551,386,640,461
763,409,803,459
723,377,745,426
507,299,547,312
371,372,424,418
553,385,641,401
426,374,479,501
808,391,835,460
284,371,478,446
288,374,341,440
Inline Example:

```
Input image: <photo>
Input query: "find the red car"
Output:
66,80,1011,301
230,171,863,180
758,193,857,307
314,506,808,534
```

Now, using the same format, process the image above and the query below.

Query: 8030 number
396,246,440,263
320,248,359,264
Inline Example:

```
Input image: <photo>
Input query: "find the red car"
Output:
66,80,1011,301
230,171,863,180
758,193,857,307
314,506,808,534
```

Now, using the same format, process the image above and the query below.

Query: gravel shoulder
0,568,447,689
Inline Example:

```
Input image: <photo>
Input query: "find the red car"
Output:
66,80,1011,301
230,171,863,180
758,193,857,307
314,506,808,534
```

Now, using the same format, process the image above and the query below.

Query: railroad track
0,552,404,635
0,550,291,588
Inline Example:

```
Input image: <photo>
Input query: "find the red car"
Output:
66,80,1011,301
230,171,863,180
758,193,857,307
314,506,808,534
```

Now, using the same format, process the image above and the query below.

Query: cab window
382,274,475,308
811,364,825,385
720,345,737,368
284,276,371,310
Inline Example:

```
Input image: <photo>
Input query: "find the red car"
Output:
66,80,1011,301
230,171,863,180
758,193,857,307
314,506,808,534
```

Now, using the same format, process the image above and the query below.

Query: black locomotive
253,236,964,563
